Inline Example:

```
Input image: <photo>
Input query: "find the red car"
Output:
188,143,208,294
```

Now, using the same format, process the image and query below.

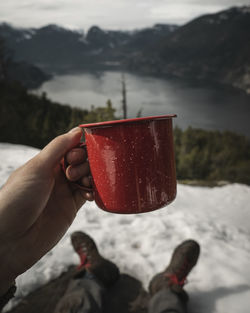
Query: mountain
6,61,51,88
0,23,178,72
0,23,88,72
0,24,51,88
1,6,249,93
120,24,178,51
128,6,250,93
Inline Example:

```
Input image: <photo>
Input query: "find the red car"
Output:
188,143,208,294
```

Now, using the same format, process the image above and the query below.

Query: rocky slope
128,6,250,94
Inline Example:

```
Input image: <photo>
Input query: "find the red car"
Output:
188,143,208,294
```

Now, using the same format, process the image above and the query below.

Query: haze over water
35,71,250,137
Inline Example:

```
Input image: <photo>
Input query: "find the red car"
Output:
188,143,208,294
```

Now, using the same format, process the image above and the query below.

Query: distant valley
0,5,250,93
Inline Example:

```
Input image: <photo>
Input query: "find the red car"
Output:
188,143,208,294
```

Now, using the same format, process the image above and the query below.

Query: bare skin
0,128,93,295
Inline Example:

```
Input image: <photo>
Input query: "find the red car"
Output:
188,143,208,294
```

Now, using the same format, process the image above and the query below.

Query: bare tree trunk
121,73,127,119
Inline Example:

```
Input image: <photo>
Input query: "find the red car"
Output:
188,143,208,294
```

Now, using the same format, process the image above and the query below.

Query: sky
0,0,249,31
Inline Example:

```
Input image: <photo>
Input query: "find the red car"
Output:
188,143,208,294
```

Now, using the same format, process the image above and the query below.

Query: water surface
35,71,250,137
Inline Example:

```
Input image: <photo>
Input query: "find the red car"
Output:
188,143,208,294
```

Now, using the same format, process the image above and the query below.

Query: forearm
0,190,17,297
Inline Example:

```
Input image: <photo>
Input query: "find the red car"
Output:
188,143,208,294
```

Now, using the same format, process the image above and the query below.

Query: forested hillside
0,81,116,148
174,127,250,185
0,81,249,185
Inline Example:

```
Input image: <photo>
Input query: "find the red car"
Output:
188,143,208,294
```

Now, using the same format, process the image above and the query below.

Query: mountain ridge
0,22,178,72
127,6,250,94
0,5,249,93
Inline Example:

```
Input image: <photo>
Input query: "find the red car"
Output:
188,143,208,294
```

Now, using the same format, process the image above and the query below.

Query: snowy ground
1,143,250,313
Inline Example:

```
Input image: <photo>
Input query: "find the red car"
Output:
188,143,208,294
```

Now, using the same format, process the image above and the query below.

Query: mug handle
61,142,93,192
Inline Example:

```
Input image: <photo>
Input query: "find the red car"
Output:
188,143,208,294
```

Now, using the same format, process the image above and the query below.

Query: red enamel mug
80,115,177,214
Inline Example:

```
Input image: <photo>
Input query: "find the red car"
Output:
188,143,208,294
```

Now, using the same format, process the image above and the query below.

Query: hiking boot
71,231,120,287
149,239,200,297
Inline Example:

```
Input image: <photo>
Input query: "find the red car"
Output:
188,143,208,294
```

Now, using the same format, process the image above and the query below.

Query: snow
1,143,250,313
237,6,250,14
219,13,229,20
22,32,34,40
64,25,84,33
78,36,89,44
203,6,250,25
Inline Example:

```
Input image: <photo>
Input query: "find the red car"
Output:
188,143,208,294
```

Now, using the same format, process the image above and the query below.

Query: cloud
0,0,249,30
38,4,62,11
17,1,64,11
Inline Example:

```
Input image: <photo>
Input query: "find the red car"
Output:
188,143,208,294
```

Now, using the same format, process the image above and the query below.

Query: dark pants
54,272,104,313
54,273,187,313
148,288,187,313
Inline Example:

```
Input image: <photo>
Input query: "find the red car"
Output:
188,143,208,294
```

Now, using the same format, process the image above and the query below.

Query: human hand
0,128,93,294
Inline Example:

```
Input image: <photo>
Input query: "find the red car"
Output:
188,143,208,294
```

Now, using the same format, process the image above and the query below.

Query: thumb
38,128,82,169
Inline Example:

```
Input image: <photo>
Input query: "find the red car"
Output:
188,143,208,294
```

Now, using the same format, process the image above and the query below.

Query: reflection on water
34,71,250,137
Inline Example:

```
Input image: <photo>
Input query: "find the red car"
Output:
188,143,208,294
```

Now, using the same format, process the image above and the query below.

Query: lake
34,71,250,137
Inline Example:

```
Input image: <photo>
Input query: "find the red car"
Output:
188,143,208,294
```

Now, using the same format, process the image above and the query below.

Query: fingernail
68,127,81,133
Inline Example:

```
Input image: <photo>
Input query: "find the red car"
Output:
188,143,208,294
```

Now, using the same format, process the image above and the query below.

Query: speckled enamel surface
83,118,176,214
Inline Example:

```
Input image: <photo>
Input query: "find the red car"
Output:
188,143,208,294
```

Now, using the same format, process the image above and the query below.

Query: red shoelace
164,258,191,287
164,273,187,287
77,247,92,270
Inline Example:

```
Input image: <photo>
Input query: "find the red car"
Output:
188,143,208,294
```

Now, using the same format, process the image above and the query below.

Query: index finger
66,148,87,165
